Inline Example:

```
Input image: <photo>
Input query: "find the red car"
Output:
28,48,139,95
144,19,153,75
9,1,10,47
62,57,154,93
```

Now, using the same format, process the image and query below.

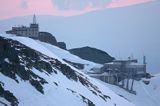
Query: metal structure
88,57,147,93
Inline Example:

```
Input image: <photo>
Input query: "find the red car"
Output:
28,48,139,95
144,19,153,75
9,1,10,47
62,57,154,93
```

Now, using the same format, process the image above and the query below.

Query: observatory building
6,15,39,39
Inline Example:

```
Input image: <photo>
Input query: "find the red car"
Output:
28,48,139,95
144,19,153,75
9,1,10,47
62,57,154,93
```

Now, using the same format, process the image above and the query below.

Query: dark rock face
80,95,95,106
0,37,49,94
0,84,19,106
38,32,57,46
0,36,79,103
57,42,66,50
0,37,76,95
69,46,115,64
0,36,77,105
38,32,67,50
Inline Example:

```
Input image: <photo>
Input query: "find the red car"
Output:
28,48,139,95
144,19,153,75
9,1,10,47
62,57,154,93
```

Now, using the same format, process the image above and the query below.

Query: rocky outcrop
38,32,57,45
0,84,19,106
38,32,67,50
57,42,66,50
69,46,115,64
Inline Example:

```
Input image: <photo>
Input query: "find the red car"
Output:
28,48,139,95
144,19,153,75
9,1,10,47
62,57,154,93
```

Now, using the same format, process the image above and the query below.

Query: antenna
33,14,36,24
143,56,146,65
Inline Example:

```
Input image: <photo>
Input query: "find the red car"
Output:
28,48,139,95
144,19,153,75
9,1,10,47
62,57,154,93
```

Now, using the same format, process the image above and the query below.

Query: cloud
52,0,154,10
106,0,155,8
20,0,28,9
50,0,154,16
0,0,155,20
0,0,54,20
52,0,111,10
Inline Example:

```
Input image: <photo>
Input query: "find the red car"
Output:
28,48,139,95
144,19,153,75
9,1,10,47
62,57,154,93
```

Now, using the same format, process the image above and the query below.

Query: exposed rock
57,42,67,50
0,84,19,106
0,37,48,93
38,32,57,46
69,46,115,64
38,32,67,50
0,36,78,95
80,95,95,106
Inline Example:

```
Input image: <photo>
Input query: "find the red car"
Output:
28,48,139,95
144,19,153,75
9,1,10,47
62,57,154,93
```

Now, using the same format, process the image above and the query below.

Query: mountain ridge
0,34,134,106
69,46,115,64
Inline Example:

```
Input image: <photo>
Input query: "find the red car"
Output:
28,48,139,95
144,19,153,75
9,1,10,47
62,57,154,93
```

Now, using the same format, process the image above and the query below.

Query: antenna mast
33,14,36,24
143,56,146,65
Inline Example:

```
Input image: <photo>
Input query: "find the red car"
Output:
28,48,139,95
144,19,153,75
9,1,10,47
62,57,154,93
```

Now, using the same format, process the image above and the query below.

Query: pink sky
0,0,154,20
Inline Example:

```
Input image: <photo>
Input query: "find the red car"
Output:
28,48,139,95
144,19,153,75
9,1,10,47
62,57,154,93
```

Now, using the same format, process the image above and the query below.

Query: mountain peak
69,46,115,64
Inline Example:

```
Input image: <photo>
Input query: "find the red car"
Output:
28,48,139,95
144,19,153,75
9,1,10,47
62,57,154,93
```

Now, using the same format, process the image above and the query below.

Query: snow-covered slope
37,40,102,72
2,34,100,72
98,75,160,106
0,34,134,106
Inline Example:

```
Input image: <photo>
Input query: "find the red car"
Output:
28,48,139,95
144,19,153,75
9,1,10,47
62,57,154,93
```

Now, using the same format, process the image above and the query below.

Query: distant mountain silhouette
69,46,115,64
